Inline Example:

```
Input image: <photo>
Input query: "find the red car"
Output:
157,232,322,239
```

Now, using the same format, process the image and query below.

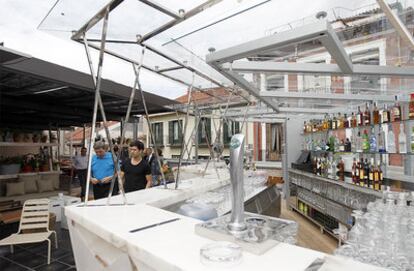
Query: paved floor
0,223,76,271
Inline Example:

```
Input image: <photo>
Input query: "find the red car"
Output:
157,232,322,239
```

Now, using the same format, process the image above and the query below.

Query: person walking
90,141,118,200
119,140,152,192
72,147,88,201
151,148,164,186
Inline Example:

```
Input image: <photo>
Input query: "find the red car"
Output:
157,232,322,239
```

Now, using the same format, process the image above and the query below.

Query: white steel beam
224,107,274,117
220,70,280,112
377,0,414,50
206,20,330,65
223,61,414,77
278,107,336,114
229,117,286,123
207,20,353,73
259,91,400,102
320,23,353,73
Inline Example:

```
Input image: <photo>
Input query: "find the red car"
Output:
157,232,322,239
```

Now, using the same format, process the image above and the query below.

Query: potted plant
0,156,22,175
22,154,35,173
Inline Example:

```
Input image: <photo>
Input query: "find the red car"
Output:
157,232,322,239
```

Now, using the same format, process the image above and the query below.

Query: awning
0,46,177,130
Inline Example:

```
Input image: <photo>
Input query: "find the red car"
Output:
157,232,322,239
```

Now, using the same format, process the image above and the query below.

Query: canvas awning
0,46,177,130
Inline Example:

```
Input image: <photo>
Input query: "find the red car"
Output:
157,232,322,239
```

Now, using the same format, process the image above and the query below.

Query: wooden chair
0,198,57,264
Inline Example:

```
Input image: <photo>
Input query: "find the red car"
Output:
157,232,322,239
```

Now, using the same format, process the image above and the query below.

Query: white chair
0,198,58,264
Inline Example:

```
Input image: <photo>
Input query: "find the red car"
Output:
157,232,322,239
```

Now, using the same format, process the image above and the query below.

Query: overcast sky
0,0,383,99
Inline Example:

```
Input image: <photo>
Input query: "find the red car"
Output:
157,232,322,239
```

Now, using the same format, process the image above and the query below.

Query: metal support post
132,62,168,189
82,8,127,206
282,119,289,203
175,74,195,189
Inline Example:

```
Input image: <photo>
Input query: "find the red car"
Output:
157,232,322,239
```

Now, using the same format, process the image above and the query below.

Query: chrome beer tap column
227,134,247,232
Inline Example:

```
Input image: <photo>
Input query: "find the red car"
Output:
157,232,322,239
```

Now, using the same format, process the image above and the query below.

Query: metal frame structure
206,19,414,115
69,0,248,99
61,0,414,205
205,3,414,205
71,0,243,203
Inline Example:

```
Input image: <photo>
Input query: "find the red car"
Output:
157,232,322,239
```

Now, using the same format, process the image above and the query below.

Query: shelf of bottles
303,96,414,155
300,96,414,195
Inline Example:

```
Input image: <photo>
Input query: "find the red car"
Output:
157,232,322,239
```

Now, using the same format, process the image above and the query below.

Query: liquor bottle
356,131,363,153
369,128,377,152
337,157,345,182
337,113,344,129
381,104,390,123
378,129,386,153
411,127,414,153
391,95,402,122
331,157,337,178
409,93,414,120
334,137,340,152
320,157,326,177
372,102,380,125
328,115,333,130
359,158,365,186
351,112,357,128
332,114,337,130
377,160,383,191
357,106,363,126
328,136,335,152
373,162,380,191
364,158,370,187
354,158,360,184
398,123,407,154
364,102,371,125
388,124,396,153
324,114,330,130
344,113,349,128
351,132,357,152
345,138,352,152
339,139,345,152
352,158,357,184
368,158,375,189
362,130,370,152
316,158,321,176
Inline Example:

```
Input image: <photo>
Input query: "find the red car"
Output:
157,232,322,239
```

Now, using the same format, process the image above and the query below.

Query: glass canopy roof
37,0,414,117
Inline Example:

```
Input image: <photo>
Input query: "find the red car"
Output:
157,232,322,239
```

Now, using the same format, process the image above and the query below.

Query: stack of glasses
335,191,414,270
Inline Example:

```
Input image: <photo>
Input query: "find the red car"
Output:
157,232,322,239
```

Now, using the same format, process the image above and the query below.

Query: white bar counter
65,168,388,271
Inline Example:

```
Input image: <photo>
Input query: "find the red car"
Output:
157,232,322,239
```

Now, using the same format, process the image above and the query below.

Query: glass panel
88,1,173,40
39,0,173,40
38,0,108,33
103,43,178,71
163,69,218,89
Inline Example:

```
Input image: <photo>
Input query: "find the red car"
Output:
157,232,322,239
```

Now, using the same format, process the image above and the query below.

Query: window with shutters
223,120,240,145
168,120,183,146
151,122,163,146
198,118,211,145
